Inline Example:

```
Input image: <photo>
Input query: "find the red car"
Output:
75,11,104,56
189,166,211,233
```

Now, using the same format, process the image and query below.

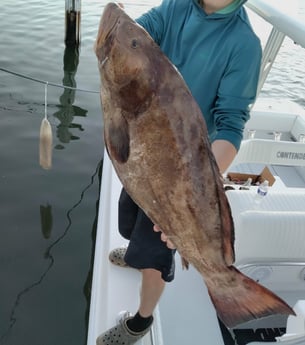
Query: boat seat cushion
234,210,305,266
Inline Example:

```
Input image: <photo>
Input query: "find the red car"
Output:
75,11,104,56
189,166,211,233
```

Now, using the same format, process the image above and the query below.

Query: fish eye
131,39,138,49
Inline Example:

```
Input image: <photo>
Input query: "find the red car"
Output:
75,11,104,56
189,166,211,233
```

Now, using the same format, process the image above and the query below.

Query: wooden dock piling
65,0,81,47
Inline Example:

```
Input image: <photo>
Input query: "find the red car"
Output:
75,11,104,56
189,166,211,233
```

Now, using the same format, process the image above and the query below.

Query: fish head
95,2,160,113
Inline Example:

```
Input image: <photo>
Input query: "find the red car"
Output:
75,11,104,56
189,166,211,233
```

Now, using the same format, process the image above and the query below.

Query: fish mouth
94,3,122,60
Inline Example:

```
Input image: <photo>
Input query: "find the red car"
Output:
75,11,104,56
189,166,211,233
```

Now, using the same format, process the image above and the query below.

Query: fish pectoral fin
206,266,294,328
106,112,130,164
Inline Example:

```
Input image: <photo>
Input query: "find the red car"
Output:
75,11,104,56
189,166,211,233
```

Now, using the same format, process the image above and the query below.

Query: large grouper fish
95,2,294,328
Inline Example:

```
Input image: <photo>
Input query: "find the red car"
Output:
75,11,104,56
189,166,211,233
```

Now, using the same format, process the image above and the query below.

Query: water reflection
0,160,102,344
54,46,87,148
40,203,53,239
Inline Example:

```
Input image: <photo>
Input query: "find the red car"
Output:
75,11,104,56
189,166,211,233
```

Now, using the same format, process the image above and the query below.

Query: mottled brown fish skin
95,2,294,328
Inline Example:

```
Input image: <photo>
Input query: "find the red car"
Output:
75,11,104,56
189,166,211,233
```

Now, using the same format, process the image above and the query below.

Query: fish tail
205,265,295,328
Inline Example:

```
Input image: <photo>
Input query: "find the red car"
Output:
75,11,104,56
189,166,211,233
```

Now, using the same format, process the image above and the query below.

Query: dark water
0,1,104,344
0,0,304,345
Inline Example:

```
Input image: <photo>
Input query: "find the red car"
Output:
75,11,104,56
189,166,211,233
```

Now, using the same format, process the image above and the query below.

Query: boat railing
246,0,305,96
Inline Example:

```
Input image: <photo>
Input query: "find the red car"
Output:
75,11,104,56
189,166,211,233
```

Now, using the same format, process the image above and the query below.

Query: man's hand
153,225,176,249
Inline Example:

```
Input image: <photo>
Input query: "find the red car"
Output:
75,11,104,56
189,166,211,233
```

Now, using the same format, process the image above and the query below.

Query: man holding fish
94,0,290,344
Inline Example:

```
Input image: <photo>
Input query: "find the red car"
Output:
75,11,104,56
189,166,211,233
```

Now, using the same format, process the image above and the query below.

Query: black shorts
118,188,176,282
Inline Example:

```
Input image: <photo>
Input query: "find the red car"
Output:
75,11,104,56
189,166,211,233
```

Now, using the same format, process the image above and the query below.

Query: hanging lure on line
39,82,53,169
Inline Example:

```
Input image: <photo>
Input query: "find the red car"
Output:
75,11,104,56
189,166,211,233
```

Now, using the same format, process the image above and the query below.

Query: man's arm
211,139,237,174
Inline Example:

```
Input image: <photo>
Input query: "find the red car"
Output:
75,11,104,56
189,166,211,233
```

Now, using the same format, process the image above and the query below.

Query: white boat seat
227,190,305,214
225,190,305,303
234,210,305,267
226,191,305,268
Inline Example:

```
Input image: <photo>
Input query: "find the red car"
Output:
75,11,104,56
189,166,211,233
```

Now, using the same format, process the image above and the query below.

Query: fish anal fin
206,266,295,328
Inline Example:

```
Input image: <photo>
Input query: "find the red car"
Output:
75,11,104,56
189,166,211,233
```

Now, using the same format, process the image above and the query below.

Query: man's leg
139,268,165,317
125,268,165,334
96,269,163,345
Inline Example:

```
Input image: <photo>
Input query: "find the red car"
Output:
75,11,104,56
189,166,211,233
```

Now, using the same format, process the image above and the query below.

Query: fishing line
1,66,100,170
44,82,48,120
0,66,99,93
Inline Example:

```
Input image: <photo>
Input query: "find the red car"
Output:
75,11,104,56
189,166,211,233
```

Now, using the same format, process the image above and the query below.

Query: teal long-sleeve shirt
136,0,262,150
